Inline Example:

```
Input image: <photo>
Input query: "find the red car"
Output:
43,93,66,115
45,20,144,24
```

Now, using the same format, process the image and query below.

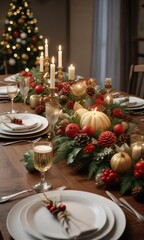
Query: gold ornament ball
18,18,24,24
5,34,11,41
33,48,37,52
16,43,21,49
21,53,29,60
34,28,39,33
7,49,12,54
7,11,13,17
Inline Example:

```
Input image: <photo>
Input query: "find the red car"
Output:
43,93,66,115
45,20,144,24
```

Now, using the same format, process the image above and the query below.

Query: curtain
92,0,120,89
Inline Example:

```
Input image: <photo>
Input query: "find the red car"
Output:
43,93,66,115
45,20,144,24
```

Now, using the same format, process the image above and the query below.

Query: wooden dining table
0,74,144,240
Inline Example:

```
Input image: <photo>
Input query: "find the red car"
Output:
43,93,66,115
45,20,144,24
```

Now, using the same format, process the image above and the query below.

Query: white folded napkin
2,121,38,131
0,114,39,131
40,192,98,239
0,86,8,95
57,211,98,239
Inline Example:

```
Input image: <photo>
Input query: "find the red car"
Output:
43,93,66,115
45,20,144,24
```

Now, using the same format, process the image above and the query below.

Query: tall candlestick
40,52,44,72
68,64,75,80
58,45,62,67
50,57,55,88
45,39,48,57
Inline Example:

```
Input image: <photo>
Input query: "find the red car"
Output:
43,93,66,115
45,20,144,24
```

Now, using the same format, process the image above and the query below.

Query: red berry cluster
134,161,144,179
101,169,119,185
11,118,23,125
46,202,67,217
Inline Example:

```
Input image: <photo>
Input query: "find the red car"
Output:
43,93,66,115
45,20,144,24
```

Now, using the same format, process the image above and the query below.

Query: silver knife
106,191,134,215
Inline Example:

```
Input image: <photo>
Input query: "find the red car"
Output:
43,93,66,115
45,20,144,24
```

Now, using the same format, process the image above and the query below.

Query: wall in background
0,0,94,77
70,0,94,77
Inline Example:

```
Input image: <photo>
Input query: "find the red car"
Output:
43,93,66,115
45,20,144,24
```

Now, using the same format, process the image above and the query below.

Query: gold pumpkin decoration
110,152,132,174
73,102,111,131
80,110,111,132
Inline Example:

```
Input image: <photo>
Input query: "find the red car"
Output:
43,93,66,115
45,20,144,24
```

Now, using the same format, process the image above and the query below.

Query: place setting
113,96,144,111
6,189,126,240
0,113,48,139
5,139,126,240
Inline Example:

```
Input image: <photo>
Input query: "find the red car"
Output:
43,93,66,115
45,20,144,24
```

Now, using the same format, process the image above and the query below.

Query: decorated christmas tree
0,0,44,74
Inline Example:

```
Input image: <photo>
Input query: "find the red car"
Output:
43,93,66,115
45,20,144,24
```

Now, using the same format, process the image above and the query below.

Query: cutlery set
106,191,144,223
0,186,67,203
2,136,42,146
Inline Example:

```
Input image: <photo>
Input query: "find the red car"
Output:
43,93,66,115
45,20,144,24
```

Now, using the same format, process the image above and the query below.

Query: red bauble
134,161,144,179
34,84,44,94
81,125,94,137
32,36,37,42
65,123,80,138
113,124,124,135
14,31,19,37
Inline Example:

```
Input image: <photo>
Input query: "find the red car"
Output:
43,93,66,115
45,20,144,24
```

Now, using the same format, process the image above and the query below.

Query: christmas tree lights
0,0,44,74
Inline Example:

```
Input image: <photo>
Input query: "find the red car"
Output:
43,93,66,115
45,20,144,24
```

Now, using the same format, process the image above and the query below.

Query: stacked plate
0,86,9,99
6,190,126,240
0,113,48,139
113,96,144,111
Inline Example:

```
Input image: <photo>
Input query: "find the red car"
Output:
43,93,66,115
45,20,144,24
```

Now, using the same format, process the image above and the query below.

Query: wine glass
7,82,18,113
19,77,30,112
45,101,60,140
104,78,112,93
33,141,53,192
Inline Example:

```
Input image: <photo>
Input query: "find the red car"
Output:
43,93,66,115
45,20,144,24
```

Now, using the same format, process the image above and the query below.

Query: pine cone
117,134,130,146
74,133,91,147
58,119,69,131
86,86,96,96
132,186,144,202
73,160,89,174
59,84,71,96
98,131,116,147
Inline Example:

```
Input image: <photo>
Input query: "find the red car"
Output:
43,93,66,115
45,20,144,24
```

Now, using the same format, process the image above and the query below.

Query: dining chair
128,64,144,99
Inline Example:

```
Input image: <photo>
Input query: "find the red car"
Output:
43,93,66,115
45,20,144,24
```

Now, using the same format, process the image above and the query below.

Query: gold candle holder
49,88,56,102
104,93,113,105
40,71,44,85
44,57,50,81
57,67,63,83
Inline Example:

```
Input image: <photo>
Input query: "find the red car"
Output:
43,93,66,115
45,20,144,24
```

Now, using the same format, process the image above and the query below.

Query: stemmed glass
45,101,60,140
19,77,30,112
33,141,53,192
7,82,18,113
104,78,112,94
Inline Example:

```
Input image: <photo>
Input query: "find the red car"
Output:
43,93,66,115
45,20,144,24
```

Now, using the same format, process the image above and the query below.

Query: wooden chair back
128,64,144,99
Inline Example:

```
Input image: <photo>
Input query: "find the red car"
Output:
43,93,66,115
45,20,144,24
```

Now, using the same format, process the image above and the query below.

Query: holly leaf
88,161,99,178
53,136,70,148
120,173,134,195
53,141,72,163
67,148,82,164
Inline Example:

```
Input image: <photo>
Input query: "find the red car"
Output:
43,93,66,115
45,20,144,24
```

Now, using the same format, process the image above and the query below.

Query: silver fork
106,191,144,223
106,191,135,215
2,136,41,146
119,198,144,223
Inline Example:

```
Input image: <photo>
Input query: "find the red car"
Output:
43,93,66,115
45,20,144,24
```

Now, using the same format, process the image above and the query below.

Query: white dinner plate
6,190,126,240
114,96,144,109
20,194,106,240
0,114,48,135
